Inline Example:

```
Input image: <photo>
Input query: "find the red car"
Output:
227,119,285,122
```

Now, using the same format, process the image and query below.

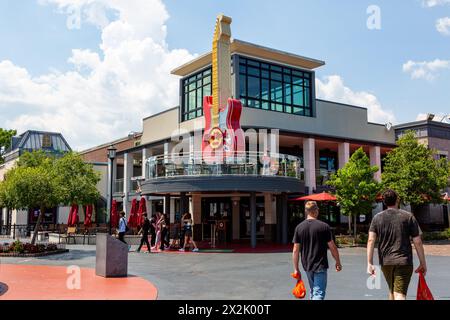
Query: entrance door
201,198,232,242
239,196,265,239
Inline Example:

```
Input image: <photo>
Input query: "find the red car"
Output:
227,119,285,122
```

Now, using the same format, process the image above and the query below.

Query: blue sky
0,0,449,149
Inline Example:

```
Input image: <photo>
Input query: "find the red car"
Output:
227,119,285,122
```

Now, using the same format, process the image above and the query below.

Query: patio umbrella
128,198,138,228
68,204,79,227
110,200,119,228
291,192,337,202
137,197,147,227
84,204,93,228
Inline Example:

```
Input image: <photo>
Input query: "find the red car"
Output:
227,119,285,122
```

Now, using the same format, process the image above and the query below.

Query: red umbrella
292,192,337,202
128,198,138,228
137,197,147,227
84,204,93,228
68,204,79,227
110,200,119,228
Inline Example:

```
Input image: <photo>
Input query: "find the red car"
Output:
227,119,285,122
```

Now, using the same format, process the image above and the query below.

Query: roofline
171,38,325,76
78,133,142,154
142,106,179,122
394,119,450,130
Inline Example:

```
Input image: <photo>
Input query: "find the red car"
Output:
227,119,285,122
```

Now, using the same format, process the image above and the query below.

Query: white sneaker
178,248,185,252
192,248,199,252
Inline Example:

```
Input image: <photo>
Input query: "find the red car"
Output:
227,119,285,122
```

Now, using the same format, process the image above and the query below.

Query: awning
110,200,119,228
128,198,138,228
84,204,93,228
137,198,147,227
291,192,337,202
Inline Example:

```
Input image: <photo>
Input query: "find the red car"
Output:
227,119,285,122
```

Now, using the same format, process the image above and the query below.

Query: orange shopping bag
291,272,306,299
417,272,434,300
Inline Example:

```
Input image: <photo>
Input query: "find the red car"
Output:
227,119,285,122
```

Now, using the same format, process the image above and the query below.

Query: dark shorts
184,230,192,237
381,265,414,295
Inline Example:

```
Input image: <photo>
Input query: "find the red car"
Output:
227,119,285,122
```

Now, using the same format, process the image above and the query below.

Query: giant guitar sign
202,15,245,162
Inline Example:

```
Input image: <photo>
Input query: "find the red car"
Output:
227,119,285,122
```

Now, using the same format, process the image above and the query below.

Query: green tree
0,128,17,164
53,152,100,206
0,151,100,244
382,131,450,214
327,148,381,240
0,165,60,244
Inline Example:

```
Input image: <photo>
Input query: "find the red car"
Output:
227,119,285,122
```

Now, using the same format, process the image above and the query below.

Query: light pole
107,145,117,234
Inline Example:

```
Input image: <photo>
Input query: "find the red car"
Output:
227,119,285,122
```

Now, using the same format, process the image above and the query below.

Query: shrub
422,231,449,241
46,244,58,251
10,240,24,253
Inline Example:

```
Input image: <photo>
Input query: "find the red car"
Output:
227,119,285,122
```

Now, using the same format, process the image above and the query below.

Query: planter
0,249,69,257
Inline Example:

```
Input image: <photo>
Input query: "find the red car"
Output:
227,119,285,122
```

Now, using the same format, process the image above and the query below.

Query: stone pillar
264,193,276,242
370,146,382,182
123,153,133,214
281,193,288,245
164,142,170,164
164,195,170,217
250,192,257,249
142,148,148,179
191,193,202,241
303,138,316,194
231,196,240,240
338,142,350,169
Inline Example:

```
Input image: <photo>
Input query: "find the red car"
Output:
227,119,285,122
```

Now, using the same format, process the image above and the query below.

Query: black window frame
238,56,314,117
181,67,212,122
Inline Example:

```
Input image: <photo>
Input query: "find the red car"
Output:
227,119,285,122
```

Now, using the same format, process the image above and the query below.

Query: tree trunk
30,206,45,245
353,213,357,244
347,215,352,235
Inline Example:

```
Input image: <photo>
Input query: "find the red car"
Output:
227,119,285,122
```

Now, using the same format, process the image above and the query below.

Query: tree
382,131,450,214
0,151,100,244
327,148,381,240
53,152,100,206
0,128,17,164
0,165,60,244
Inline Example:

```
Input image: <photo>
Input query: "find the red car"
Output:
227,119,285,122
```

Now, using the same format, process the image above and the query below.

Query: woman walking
179,212,199,252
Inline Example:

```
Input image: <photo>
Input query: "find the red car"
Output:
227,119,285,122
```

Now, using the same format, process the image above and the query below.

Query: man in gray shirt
367,189,427,300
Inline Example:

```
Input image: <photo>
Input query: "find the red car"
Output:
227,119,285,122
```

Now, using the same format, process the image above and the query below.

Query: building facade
0,131,72,235
395,119,450,228
109,15,396,246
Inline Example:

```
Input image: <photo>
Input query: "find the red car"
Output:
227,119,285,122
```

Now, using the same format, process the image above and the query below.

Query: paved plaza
1,244,450,300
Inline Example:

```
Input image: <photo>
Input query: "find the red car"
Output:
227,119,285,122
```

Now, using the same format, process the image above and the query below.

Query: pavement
1,244,450,300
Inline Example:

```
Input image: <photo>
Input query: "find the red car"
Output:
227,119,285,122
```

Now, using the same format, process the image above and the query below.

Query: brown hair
305,201,319,216
383,189,398,207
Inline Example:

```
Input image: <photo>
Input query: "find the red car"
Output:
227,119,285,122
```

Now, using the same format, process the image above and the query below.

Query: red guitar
202,15,245,162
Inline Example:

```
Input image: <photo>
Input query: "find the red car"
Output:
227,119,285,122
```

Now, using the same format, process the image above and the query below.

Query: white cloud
402,59,450,81
0,0,194,150
315,75,396,124
436,17,450,35
422,0,450,7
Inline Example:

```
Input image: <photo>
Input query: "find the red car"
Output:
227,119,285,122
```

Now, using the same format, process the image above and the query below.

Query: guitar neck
211,14,232,128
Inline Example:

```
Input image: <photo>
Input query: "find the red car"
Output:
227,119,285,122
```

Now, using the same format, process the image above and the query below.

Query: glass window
248,76,260,99
238,56,313,117
181,67,212,121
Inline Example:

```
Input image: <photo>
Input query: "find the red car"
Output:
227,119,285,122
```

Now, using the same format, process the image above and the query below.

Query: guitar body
202,96,244,160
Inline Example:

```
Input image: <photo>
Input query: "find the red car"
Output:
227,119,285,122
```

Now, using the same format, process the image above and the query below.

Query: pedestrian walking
158,213,169,251
179,212,199,252
367,189,427,300
136,213,151,253
292,201,342,300
118,211,131,251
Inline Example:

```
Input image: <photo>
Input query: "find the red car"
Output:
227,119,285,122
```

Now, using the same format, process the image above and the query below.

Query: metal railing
316,169,336,186
0,224,30,239
145,151,304,180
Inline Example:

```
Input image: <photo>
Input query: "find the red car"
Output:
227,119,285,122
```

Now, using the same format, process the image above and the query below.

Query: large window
239,56,313,116
181,68,212,122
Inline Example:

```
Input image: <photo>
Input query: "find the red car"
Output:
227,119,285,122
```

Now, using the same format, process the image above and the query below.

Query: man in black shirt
367,189,427,300
292,201,342,300
136,213,151,253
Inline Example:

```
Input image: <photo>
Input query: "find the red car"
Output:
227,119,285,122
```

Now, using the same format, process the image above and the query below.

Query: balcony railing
145,152,303,180
316,169,336,186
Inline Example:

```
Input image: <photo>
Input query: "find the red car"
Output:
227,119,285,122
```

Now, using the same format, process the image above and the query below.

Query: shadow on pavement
36,249,96,261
